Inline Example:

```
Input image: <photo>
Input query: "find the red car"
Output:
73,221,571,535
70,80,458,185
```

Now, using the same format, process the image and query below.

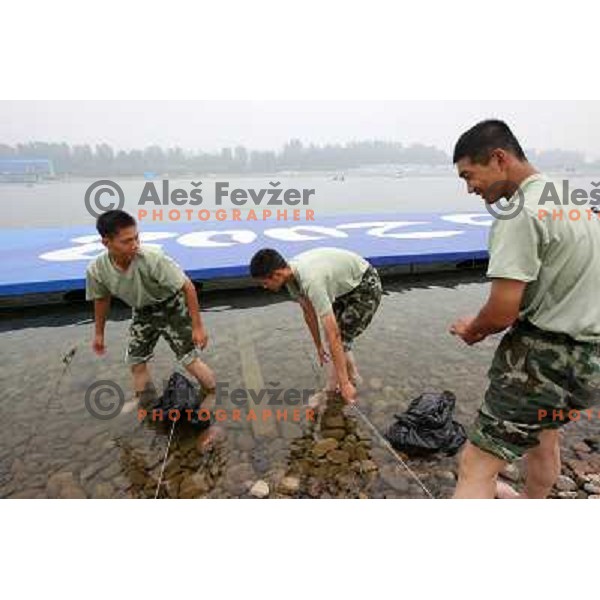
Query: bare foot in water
496,479,523,499
197,425,225,451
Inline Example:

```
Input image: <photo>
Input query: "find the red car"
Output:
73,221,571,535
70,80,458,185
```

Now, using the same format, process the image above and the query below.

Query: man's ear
492,148,509,169
101,236,110,248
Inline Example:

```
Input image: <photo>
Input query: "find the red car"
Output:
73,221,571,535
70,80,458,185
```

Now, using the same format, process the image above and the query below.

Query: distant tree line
0,139,596,176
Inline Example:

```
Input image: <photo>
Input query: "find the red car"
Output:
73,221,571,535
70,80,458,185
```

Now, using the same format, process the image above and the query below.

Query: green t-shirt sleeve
152,253,187,292
487,209,542,282
85,266,110,301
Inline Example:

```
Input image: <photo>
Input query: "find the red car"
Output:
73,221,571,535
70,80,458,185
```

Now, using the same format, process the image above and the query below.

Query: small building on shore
0,158,55,182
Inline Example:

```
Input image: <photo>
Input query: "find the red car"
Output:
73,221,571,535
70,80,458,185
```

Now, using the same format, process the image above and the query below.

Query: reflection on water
2,271,598,498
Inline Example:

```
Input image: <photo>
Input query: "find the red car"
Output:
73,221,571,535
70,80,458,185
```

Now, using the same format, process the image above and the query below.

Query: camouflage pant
126,290,200,366
332,265,382,351
470,320,600,462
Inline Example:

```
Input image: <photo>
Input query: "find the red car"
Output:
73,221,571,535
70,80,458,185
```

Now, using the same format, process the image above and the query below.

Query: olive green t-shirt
487,173,600,342
85,246,187,309
285,247,370,317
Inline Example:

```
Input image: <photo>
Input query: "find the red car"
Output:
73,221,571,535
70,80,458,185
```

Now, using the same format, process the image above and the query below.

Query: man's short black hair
453,119,527,164
96,210,137,238
249,248,288,278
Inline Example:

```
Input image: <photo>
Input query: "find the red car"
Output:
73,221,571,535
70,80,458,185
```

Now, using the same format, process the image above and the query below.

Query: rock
237,434,255,453
572,441,591,454
227,463,255,484
583,483,600,495
321,415,345,429
8,488,47,499
98,461,122,481
436,471,456,485
359,460,378,473
557,491,578,499
46,472,76,498
588,495,600,499
369,378,383,391
358,492,369,499
179,473,210,498
500,463,520,483
585,473,600,486
380,464,410,493
129,470,147,486
278,476,300,495
327,449,350,465
354,446,370,461
312,438,339,458
11,458,26,476
60,482,87,499
249,480,270,499
555,475,578,492
93,482,115,499
320,428,346,441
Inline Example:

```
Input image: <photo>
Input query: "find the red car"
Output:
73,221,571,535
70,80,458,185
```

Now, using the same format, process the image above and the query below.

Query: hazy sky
1,100,599,159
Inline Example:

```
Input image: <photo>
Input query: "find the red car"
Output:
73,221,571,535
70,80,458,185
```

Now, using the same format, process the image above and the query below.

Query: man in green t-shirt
249,247,383,404
449,119,600,499
86,210,216,411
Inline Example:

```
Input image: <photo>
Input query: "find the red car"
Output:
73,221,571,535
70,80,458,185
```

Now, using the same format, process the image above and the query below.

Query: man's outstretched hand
340,381,357,404
449,317,486,345
93,334,106,356
317,345,330,366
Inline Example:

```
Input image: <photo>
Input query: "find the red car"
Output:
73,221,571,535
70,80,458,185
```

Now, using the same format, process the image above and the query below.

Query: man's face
258,269,287,292
103,225,140,261
456,152,508,203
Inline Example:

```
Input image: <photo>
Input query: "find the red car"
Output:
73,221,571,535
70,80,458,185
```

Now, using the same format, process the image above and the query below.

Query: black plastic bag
149,372,211,429
385,391,466,456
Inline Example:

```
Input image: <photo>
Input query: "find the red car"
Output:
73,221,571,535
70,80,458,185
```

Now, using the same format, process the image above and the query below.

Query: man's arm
182,278,208,349
321,313,355,402
450,278,527,345
299,297,326,361
93,296,111,355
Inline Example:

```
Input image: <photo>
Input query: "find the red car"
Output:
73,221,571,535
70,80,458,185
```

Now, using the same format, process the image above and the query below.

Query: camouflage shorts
332,265,382,351
126,290,200,366
470,320,600,462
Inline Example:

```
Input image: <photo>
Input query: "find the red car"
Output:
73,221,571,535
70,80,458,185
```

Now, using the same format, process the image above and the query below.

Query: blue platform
0,212,493,296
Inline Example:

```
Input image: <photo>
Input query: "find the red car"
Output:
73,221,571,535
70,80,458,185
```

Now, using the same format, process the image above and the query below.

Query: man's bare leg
453,441,507,499
185,358,217,409
346,350,363,386
131,362,152,394
496,430,561,499
122,362,155,414
323,350,361,391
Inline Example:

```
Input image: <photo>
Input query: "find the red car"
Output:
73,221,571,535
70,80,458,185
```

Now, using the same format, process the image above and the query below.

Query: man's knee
458,441,506,481
528,429,560,461
130,362,148,374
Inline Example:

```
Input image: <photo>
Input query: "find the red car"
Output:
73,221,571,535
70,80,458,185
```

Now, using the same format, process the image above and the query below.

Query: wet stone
312,438,338,458
179,473,210,498
278,476,300,495
249,480,269,499
327,449,350,465
321,415,345,429
93,482,115,499
320,428,346,441
583,482,600,495
379,464,410,493
555,475,578,492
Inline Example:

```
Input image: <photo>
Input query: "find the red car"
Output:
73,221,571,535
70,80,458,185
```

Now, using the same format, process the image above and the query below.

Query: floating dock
0,212,493,297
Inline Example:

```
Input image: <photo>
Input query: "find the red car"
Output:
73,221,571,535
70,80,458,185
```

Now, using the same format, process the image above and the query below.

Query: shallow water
1,272,598,499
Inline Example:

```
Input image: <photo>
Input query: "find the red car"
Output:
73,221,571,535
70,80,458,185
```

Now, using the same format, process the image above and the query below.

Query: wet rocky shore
1,272,599,499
